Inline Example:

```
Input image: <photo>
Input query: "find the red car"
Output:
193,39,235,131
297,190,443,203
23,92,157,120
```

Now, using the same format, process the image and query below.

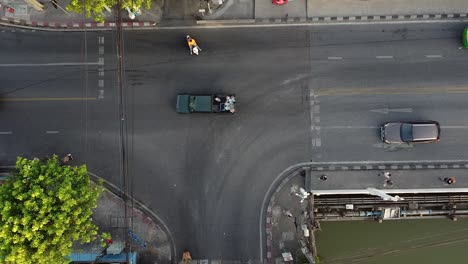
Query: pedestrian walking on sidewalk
384,179,393,187
444,177,456,185
62,154,73,164
282,210,293,218
381,171,391,178
381,171,393,187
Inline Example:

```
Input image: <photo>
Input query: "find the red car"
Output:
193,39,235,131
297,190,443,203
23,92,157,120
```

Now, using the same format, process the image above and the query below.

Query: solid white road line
0,62,102,67
441,126,468,129
376,55,394,59
425,54,443,58
321,126,378,129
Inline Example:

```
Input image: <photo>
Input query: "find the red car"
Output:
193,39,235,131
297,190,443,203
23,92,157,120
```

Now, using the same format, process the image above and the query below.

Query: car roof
412,123,439,141
191,95,212,112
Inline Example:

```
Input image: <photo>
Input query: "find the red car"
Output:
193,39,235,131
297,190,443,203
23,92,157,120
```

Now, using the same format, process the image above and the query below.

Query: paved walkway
255,0,468,19
306,162,468,194
255,0,306,19
164,0,224,20
265,168,315,264
264,161,468,263
0,0,226,29
308,0,468,17
84,174,175,264
0,0,163,24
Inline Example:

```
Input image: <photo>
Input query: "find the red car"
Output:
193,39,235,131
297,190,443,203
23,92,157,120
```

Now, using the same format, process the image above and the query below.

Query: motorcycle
186,35,201,55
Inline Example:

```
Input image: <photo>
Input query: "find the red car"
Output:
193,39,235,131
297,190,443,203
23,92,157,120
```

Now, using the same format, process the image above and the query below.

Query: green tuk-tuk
176,94,236,114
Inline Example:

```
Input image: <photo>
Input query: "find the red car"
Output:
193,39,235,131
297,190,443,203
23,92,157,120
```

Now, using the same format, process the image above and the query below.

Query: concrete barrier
196,19,255,24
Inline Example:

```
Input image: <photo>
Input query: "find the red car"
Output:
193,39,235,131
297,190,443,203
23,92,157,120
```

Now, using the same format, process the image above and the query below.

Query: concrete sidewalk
306,163,468,194
93,189,173,263
1,0,163,22
0,0,231,29
265,169,315,264
308,0,468,17
163,0,225,20
77,187,174,264
264,161,468,263
254,0,468,19
255,0,305,19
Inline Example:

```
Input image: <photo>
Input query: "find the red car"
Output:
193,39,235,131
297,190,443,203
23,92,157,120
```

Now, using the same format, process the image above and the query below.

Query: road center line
376,55,394,59
0,131,13,135
0,62,102,67
321,126,378,129
0,97,97,102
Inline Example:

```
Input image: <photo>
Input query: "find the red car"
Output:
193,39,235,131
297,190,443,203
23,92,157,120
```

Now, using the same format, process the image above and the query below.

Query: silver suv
381,121,441,144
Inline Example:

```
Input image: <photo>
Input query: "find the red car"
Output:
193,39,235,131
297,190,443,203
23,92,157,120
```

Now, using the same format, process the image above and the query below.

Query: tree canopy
0,156,103,264
66,0,153,22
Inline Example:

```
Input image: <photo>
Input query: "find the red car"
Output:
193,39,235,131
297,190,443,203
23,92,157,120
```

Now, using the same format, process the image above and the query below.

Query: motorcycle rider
187,35,201,54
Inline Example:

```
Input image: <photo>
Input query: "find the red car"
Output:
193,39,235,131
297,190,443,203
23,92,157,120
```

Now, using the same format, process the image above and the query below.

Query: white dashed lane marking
0,131,13,134
309,89,321,147
425,54,443,58
324,54,448,60
0,62,102,67
376,55,394,59
98,36,105,100
46,131,59,134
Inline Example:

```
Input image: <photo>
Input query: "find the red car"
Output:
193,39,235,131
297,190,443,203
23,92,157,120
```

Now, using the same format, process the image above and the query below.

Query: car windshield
400,123,413,141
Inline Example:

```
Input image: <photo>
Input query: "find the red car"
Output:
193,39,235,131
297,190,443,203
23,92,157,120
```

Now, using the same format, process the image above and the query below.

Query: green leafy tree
67,0,152,23
0,156,103,264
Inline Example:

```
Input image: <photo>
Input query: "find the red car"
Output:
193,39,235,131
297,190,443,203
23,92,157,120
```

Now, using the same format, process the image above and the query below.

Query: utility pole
115,0,132,263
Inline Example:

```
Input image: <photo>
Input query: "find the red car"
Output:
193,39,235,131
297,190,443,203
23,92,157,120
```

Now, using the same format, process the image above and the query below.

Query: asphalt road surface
309,23,468,162
0,21,467,261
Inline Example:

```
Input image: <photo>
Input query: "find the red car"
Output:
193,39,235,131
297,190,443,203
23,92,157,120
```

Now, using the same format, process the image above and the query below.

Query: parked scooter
186,35,202,55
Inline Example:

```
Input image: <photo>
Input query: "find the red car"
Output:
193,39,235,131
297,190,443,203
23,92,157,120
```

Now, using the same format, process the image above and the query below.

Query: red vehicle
272,0,288,5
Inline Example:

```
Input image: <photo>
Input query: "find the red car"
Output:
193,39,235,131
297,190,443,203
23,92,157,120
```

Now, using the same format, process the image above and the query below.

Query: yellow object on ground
24,0,44,11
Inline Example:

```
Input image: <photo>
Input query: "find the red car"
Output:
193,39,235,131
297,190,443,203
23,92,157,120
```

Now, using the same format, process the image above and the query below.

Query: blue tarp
70,252,136,263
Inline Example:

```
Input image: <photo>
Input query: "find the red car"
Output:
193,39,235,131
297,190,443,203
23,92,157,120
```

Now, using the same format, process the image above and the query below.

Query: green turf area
315,219,468,264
